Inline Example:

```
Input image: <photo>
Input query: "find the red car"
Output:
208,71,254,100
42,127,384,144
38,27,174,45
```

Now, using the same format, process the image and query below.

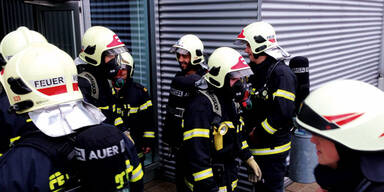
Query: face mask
104,57,121,80
231,79,252,110
113,69,127,89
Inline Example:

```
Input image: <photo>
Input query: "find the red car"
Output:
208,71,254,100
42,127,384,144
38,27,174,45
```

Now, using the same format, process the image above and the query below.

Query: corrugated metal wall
0,0,35,38
155,0,259,191
261,0,384,88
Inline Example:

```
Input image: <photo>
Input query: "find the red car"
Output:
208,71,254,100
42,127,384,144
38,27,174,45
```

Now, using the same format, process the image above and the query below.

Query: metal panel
156,0,258,191
0,0,35,37
89,0,151,88
261,0,384,88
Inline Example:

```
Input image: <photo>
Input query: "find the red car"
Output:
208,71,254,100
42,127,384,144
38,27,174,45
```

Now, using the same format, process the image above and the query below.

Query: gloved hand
246,156,262,183
142,146,151,154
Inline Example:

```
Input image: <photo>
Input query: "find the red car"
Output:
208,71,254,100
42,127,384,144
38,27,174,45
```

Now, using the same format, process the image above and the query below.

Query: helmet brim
229,68,253,79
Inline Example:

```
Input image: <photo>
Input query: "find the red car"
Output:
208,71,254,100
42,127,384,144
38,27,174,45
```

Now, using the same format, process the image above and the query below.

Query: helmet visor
229,68,253,79
234,39,247,46
297,102,340,131
170,47,189,55
104,46,128,56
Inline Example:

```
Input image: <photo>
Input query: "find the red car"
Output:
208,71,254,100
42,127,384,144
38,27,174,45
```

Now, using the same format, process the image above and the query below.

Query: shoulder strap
198,90,222,125
78,71,99,100
15,133,75,161
264,59,282,88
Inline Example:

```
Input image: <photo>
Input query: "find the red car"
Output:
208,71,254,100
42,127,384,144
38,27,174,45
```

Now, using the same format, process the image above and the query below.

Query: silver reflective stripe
273,89,295,101
262,119,277,134
250,142,291,156
183,128,210,141
192,168,213,181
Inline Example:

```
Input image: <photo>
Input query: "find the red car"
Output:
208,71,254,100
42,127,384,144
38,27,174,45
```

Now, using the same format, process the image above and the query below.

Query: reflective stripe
112,104,116,112
219,186,227,192
239,118,245,132
129,107,139,114
273,89,295,101
140,100,152,111
143,131,155,138
183,128,210,141
181,119,184,129
10,136,21,143
0,153,2,157
130,163,143,182
222,121,234,128
117,108,122,114
114,117,123,126
125,160,133,173
138,152,144,158
262,119,277,134
241,140,249,150
26,119,32,122
184,178,194,191
192,168,213,181
98,106,109,110
250,142,291,156
232,179,238,191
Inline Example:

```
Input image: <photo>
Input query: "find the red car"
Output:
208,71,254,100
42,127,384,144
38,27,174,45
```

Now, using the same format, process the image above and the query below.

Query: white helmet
119,51,134,78
0,26,47,62
2,43,82,114
79,26,127,66
236,21,289,60
296,79,384,152
204,47,253,88
170,34,205,65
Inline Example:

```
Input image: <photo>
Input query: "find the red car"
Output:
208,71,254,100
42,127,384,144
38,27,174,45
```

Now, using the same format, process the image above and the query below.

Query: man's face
311,134,340,169
104,54,116,63
177,52,191,70
245,43,256,62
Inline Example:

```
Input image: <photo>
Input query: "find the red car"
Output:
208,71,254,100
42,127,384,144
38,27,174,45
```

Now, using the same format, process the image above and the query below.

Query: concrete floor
144,179,320,192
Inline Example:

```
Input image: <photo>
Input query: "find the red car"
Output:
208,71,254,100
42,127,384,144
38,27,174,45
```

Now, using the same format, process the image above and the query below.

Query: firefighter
0,26,48,155
296,80,384,192
235,21,297,192
181,47,261,192
112,51,156,164
0,43,143,191
162,34,206,191
74,26,128,131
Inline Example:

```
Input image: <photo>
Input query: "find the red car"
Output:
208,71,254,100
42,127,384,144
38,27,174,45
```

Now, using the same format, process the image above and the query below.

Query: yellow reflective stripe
250,142,291,156
26,118,32,122
181,119,184,129
183,128,210,141
138,152,144,158
129,107,139,114
262,119,277,134
10,136,21,143
125,160,133,173
143,131,155,138
273,89,295,101
192,168,213,182
114,117,123,126
184,178,194,191
241,140,249,150
112,104,116,112
117,108,122,114
219,186,227,192
112,88,116,95
130,163,143,182
222,121,234,128
239,118,245,132
140,100,152,111
98,106,109,110
232,179,238,191
0,153,2,157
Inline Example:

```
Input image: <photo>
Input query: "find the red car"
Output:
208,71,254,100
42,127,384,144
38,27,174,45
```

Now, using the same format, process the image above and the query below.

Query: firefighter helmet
204,47,253,88
2,43,82,114
170,34,205,65
79,26,127,66
236,21,289,59
118,51,134,78
296,79,384,152
0,26,47,62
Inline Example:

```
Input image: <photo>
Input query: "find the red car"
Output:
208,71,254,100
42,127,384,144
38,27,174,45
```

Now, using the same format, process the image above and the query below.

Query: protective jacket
0,123,144,192
163,71,203,149
114,79,155,158
181,89,251,192
244,56,296,155
77,64,125,130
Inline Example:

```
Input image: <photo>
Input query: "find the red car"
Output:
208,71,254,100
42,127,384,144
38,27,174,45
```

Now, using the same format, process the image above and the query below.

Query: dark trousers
253,151,289,192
